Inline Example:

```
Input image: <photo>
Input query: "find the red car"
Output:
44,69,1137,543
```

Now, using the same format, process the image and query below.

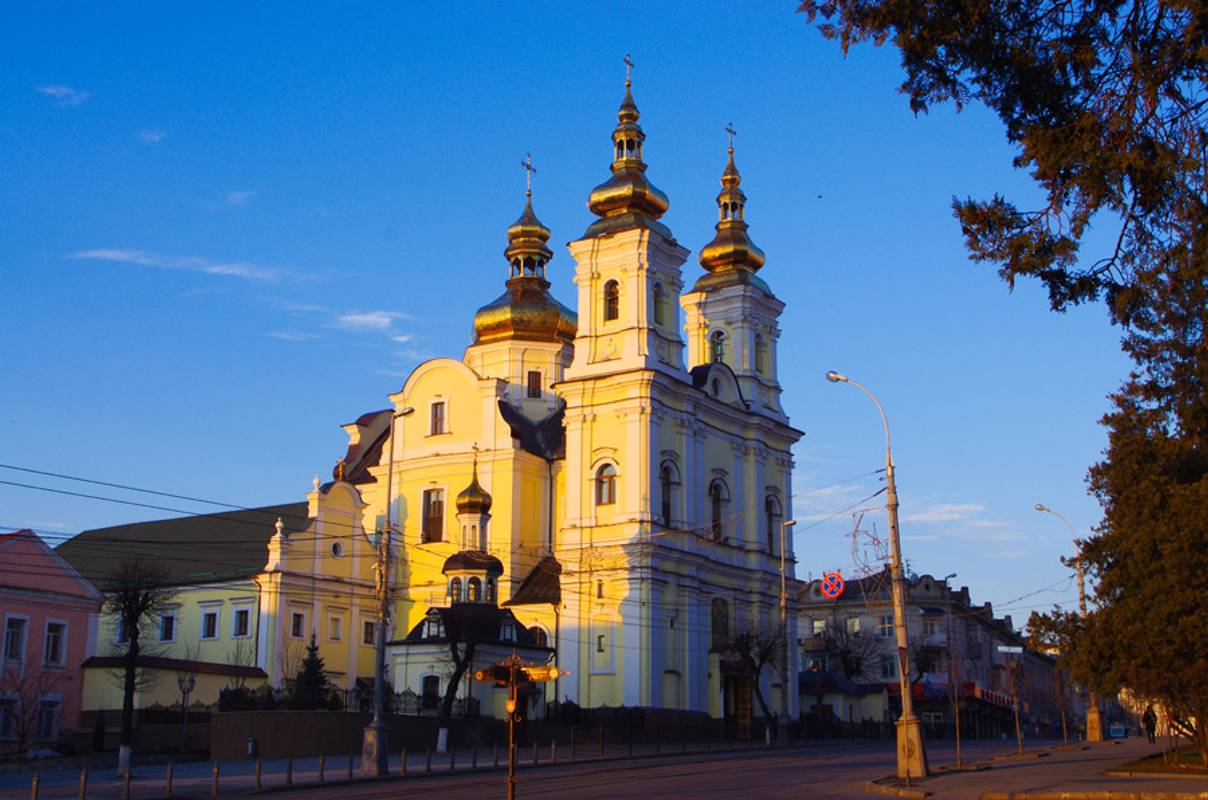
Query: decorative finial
275,517,284,537
335,458,346,482
725,122,737,153
623,53,634,87
520,153,536,198
312,474,320,491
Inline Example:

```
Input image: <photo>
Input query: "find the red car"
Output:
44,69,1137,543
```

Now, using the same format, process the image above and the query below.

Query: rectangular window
846,617,861,635
596,634,606,653
4,618,27,661
812,618,827,638
501,622,516,642
290,612,306,639
879,615,894,638
44,622,66,667
116,616,130,644
328,615,343,642
430,401,446,435
233,608,251,638
0,699,15,739
362,620,376,646
922,619,939,637
526,370,542,398
806,653,829,672
201,611,219,640
37,700,60,741
159,614,177,643
422,489,445,543
881,655,896,678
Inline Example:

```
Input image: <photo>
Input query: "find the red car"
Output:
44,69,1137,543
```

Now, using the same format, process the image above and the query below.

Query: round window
330,541,344,558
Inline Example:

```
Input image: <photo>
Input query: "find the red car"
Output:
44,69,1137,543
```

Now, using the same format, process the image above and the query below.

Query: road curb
864,779,931,798
981,792,1208,799
1106,771,1208,781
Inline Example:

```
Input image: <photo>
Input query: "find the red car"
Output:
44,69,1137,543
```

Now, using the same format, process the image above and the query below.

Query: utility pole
476,654,567,800
1034,503,1102,742
780,519,796,740
827,371,928,779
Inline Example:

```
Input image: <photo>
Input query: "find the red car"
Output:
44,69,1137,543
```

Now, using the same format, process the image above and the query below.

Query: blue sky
0,3,1128,623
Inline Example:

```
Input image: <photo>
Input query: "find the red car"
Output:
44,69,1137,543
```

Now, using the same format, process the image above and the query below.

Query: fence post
472,746,478,769
656,724,661,754
123,770,131,800
30,774,39,800
166,764,173,799
286,756,293,785
570,728,576,759
450,749,456,772
346,754,353,781
551,740,557,763
426,748,432,773
318,755,325,783
628,729,633,757
400,750,407,777
599,727,604,757
254,759,261,791
78,768,87,800
682,726,687,753
494,742,500,768
532,740,538,765
210,763,219,799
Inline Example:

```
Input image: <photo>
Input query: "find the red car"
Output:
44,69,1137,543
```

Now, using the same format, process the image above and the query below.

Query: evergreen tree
294,634,330,710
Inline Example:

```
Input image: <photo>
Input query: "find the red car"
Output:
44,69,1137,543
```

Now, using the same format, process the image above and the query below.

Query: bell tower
564,60,689,381
681,130,786,420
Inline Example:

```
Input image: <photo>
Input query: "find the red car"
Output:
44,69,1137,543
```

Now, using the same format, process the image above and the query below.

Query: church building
345,71,807,725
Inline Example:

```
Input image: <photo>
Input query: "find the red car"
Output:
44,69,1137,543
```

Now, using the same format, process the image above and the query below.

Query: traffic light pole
476,653,567,800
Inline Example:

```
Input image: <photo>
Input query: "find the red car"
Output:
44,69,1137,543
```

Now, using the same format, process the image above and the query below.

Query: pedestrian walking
1142,705,1157,744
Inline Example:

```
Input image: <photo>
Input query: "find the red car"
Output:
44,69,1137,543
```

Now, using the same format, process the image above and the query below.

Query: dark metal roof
399,604,549,649
497,400,565,460
84,654,266,678
442,550,504,575
57,502,309,588
503,556,562,607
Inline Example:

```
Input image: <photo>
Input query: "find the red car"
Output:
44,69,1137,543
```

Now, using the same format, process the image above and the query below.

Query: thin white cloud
330,310,410,332
137,129,166,144
71,248,288,282
268,331,319,342
37,85,89,106
226,190,254,207
390,334,413,344
902,503,986,524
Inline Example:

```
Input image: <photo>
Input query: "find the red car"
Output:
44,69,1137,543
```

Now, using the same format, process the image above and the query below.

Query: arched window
709,480,727,541
710,330,726,363
528,626,548,647
595,464,617,506
485,577,496,605
710,598,730,651
659,462,677,527
652,282,665,325
603,280,620,322
754,334,767,374
765,495,782,554
467,577,482,603
448,577,462,603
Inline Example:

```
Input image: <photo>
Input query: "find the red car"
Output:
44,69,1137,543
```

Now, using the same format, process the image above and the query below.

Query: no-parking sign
820,571,845,599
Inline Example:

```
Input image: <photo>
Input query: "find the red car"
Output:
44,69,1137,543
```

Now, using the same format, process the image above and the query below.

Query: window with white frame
812,618,827,638
500,622,516,642
201,610,219,640
362,620,376,646
881,655,897,678
879,614,894,637
327,614,343,642
37,699,60,741
3,617,27,662
232,607,251,638
429,401,447,435
422,488,445,543
922,618,939,637
846,617,861,635
595,464,617,506
43,622,66,667
158,613,177,643
290,611,306,639
526,370,542,399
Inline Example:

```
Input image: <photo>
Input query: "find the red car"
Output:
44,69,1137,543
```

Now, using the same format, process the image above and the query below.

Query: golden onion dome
584,78,672,239
473,183,578,345
699,146,766,273
456,457,493,515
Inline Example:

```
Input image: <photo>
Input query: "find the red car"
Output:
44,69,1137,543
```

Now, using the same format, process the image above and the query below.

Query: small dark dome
442,550,503,576
456,473,493,515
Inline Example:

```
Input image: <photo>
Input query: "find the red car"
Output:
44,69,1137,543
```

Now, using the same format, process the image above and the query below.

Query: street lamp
1033,502,1103,742
826,370,929,779
361,405,414,776
177,672,195,753
780,518,796,740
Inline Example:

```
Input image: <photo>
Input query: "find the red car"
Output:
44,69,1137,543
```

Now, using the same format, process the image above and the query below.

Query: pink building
1,530,102,753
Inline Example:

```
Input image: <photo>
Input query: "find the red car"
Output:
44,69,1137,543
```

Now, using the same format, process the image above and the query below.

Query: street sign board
996,645,1024,654
820,571,845,599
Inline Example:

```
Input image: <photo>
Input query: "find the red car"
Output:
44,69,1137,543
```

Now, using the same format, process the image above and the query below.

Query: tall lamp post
1033,502,1103,742
826,370,928,779
779,518,796,740
361,405,414,776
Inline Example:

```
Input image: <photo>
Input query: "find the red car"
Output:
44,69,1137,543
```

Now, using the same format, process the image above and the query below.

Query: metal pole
507,692,516,800
827,372,928,779
780,519,796,741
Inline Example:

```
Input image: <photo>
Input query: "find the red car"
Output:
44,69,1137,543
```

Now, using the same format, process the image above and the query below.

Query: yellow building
62,75,804,729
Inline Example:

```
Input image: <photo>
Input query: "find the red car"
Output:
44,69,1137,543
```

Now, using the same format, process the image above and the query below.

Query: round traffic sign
820,571,845,599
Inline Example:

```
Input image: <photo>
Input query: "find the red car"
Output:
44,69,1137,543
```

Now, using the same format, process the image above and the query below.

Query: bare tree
1005,660,1026,755
436,625,476,753
101,559,177,773
823,622,882,681
730,623,786,745
226,637,256,691
0,664,64,754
